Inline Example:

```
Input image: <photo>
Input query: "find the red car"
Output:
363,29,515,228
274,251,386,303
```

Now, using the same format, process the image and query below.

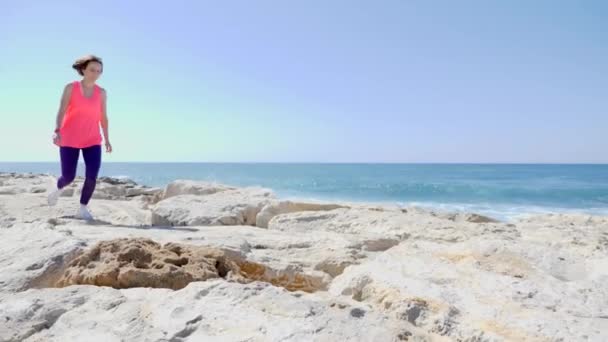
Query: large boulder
161,180,236,200
256,200,347,228
151,187,275,226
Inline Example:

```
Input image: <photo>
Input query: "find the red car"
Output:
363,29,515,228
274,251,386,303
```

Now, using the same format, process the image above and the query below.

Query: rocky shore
0,172,607,341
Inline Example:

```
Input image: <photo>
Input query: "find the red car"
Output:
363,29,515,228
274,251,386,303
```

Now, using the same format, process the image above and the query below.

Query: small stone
350,308,365,318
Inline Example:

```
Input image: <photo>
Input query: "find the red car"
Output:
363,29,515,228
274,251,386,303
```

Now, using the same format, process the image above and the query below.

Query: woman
47,55,112,221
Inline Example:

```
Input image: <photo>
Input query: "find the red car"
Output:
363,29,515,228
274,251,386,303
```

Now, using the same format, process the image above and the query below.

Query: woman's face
83,61,103,81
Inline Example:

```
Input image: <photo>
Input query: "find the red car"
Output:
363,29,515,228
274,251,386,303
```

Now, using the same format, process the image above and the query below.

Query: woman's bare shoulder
63,82,74,93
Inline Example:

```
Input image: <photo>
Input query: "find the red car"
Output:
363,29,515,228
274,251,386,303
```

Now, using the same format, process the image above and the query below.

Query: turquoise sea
2,163,607,220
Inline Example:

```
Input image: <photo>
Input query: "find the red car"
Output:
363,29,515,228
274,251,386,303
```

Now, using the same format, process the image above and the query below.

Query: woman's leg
80,145,102,205
57,146,79,189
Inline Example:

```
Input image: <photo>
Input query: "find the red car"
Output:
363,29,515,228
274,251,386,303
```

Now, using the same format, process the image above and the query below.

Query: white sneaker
76,205,94,221
47,187,63,206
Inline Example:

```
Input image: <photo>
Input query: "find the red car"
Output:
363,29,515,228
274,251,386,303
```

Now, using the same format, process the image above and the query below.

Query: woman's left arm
101,89,112,153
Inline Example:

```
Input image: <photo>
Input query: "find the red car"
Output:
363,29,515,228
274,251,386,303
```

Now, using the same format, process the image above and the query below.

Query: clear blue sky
1,0,606,163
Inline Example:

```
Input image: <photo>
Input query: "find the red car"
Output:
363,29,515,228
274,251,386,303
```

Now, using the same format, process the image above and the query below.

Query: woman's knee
63,174,77,184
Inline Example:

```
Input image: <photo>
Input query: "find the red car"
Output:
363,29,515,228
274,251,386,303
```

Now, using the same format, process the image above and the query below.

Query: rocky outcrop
54,238,326,293
161,179,236,200
256,200,346,228
0,172,606,342
151,188,274,226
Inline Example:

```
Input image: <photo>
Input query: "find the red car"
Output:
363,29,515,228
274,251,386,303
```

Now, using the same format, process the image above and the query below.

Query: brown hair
72,55,103,76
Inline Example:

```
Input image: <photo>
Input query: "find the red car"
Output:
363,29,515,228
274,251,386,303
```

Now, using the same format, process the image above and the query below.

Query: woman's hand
53,132,61,146
105,141,113,153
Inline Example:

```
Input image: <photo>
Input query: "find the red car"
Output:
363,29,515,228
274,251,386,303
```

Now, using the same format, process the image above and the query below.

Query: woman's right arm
55,83,73,131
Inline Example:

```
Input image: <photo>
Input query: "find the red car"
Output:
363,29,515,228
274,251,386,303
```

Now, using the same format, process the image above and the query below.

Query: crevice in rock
215,259,229,278
169,314,203,342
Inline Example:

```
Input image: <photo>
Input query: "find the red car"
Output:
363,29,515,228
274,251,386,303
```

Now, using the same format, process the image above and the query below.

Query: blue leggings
57,145,102,205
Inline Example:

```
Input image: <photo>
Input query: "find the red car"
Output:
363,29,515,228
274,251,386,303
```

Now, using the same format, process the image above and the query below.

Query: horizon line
1,161,607,165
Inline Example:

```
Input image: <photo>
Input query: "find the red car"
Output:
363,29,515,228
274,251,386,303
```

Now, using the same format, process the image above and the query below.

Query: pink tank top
59,81,103,148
